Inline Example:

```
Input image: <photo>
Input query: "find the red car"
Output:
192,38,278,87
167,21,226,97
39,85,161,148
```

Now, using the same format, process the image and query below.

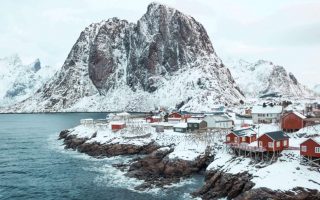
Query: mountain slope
313,84,320,94
4,3,244,113
0,55,58,107
227,59,315,98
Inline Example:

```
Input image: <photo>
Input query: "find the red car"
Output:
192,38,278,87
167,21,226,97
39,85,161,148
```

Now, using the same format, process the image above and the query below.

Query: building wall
281,113,304,131
300,139,320,158
252,113,281,124
258,135,288,151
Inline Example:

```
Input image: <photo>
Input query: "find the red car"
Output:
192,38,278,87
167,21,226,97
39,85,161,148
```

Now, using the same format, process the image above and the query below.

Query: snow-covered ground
68,119,213,161
67,119,320,192
208,124,320,191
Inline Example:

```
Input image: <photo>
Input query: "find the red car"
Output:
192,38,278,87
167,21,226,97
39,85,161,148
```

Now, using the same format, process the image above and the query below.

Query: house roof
252,105,283,114
232,128,257,137
204,114,232,122
301,137,320,145
187,119,205,123
283,111,306,119
174,123,188,128
260,131,290,141
110,122,126,125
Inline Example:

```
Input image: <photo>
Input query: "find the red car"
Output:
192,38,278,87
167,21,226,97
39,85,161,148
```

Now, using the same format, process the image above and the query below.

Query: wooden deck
227,143,267,152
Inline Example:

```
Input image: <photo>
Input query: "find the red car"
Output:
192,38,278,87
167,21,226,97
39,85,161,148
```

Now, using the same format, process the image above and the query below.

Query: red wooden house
169,112,182,118
281,111,306,132
145,116,162,123
111,122,126,130
300,138,320,158
257,131,289,152
226,128,257,144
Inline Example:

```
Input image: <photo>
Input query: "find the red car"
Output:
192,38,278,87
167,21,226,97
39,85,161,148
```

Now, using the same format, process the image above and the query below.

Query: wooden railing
227,143,267,152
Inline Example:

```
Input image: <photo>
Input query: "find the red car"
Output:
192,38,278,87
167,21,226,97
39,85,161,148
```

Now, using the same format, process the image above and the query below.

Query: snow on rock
3,3,244,113
67,120,208,161
0,54,58,107
226,59,316,98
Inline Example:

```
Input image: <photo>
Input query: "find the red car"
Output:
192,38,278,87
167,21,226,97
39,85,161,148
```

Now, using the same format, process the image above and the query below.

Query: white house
252,105,283,124
204,114,234,129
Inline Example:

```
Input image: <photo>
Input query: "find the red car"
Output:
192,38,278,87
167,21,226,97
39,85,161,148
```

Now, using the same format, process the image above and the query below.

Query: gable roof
301,137,320,146
231,128,257,137
283,111,306,119
260,131,290,141
252,105,283,114
187,119,205,123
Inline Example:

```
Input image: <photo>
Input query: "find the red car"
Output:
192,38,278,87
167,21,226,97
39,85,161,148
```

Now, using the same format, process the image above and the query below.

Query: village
76,100,320,168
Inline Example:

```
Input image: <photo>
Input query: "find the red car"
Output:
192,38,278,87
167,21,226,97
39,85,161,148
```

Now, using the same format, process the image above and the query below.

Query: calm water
0,113,202,200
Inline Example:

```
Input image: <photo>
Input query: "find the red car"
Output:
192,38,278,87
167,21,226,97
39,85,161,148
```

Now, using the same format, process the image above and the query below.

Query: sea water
0,113,202,200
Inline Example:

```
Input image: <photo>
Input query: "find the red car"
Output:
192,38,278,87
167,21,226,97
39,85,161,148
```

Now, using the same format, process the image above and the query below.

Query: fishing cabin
257,131,289,152
226,128,257,144
281,111,306,132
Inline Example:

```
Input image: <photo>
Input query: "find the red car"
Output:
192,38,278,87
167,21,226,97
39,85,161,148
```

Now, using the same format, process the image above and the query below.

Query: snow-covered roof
232,128,257,137
110,122,126,125
252,105,283,114
301,137,320,145
187,119,206,123
117,112,131,116
174,123,188,128
204,114,232,121
293,111,306,119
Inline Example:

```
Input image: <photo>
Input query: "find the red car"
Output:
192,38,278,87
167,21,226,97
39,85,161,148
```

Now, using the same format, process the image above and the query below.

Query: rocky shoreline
59,130,320,200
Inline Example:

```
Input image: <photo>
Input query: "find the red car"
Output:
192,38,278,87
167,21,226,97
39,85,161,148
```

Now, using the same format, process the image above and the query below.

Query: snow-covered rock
227,59,315,98
3,3,244,113
0,54,58,107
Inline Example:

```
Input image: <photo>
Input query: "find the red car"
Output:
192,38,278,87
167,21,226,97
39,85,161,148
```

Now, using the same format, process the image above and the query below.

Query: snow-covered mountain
313,84,320,94
227,59,315,98
0,54,58,107
4,3,244,113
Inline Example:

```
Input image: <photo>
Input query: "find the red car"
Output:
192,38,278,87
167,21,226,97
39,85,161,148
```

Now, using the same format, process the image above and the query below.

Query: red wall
281,113,304,130
300,139,320,158
258,134,289,151
226,133,256,144
169,113,182,118
112,124,125,130
226,133,239,143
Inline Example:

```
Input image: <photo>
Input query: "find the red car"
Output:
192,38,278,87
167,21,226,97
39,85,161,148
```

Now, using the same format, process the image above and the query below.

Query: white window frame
227,136,230,142
283,140,287,146
242,137,246,142
234,137,238,143
268,142,274,148
301,145,307,152
315,147,320,153
276,141,280,147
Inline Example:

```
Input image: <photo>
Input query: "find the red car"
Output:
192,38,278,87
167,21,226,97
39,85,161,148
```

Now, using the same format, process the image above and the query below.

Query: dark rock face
126,147,214,188
88,3,216,93
59,130,159,157
193,170,255,200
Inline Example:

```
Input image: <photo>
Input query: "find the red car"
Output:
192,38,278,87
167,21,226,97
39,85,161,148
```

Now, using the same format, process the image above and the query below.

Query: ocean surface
0,113,203,200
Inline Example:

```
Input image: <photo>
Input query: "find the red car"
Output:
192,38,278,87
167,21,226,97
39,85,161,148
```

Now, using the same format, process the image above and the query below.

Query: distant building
204,114,233,129
281,111,306,132
169,112,182,118
252,105,283,124
111,122,126,130
226,128,257,144
257,131,289,152
186,119,207,131
146,116,162,123
173,123,188,133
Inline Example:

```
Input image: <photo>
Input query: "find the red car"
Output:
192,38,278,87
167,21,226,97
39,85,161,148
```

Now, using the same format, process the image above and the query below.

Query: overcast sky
1,0,319,87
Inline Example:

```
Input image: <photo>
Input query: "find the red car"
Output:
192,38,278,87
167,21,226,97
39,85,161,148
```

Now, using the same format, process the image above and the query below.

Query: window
301,146,307,152
234,137,238,143
194,124,198,128
188,124,192,127
259,141,263,147
276,141,280,147
227,136,230,141
268,142,274,148
283,140,287,146
315,147,320,153
242,137,246,142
